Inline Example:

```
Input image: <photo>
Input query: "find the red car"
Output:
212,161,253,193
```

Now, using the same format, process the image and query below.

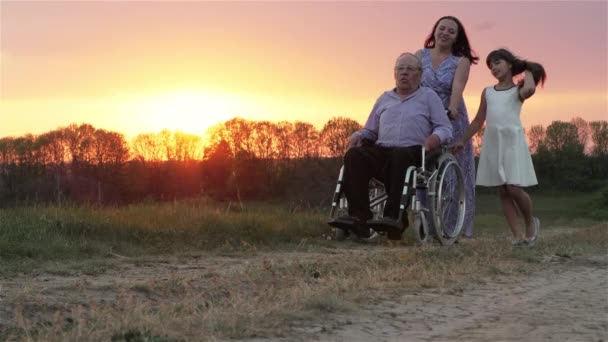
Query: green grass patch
0,191,605,276
0,199,327,264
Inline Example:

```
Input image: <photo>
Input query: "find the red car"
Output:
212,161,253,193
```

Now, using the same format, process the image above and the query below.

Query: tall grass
0,198,328,262
0,191,606,264
0,192,606,341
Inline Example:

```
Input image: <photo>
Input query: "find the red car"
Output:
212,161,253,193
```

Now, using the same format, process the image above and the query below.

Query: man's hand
424,134,441,152
346,132,364,151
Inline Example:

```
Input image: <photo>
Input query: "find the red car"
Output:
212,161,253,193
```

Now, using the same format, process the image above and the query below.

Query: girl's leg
497,186,524,240
505,185,534,238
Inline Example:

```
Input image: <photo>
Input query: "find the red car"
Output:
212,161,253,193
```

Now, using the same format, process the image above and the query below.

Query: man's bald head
394,52,422,95
395,53,422,70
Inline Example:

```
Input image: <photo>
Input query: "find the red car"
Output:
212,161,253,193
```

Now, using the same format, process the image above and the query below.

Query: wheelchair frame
329,146,466,245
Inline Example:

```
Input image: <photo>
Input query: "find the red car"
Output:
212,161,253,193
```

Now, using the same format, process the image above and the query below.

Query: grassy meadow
0,191,607,341
0,198,327,273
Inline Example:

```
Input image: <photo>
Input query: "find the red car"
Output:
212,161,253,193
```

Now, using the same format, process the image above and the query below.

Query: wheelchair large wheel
429,153,466,245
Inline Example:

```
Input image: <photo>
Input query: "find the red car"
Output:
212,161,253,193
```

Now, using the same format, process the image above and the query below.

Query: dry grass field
1,193,607,341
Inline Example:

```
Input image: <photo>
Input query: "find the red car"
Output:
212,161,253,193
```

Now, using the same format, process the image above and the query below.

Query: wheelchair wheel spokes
369,179,387,220
440,180,460,236
430,153,466,245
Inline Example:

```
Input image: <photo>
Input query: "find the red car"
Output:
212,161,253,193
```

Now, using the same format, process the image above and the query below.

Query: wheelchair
329,146,466,245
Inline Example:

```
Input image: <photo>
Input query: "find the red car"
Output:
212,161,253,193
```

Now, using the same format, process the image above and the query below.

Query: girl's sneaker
511,240,529,247
527,217,541,247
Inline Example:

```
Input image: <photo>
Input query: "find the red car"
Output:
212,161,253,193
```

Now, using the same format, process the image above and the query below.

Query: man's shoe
351,225,372,239
328,215,371,239
368,217,404,240
328,215,358,230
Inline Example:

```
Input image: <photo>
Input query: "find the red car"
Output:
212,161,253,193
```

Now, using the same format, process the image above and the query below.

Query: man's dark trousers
342,144,422,223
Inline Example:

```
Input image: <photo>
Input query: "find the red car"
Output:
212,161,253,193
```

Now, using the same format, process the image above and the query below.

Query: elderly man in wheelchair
328,52,466,245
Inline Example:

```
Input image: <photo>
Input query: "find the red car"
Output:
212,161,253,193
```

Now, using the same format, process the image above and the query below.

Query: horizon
1,1,607,139
0,115,602,143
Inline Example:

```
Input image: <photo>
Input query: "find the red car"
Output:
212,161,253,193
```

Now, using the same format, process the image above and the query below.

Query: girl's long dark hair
424,16,479,64
486,48,547,86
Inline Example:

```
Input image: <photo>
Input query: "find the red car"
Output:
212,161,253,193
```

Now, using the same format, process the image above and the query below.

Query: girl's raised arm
518,70,537,101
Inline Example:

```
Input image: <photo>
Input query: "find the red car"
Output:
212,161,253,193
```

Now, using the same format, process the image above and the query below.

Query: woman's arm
448,57,471,119
426,89,453,151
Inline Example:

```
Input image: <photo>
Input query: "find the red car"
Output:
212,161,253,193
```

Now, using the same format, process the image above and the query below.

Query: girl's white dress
476,86,538,187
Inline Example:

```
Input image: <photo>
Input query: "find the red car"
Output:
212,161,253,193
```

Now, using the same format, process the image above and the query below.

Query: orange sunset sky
1,1,607,139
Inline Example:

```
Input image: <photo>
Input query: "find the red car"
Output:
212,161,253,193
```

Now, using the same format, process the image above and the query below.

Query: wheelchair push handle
422,146,426,172
422,143,449,172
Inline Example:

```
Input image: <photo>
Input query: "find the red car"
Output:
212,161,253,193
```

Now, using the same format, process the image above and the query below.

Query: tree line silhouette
0,117,606,206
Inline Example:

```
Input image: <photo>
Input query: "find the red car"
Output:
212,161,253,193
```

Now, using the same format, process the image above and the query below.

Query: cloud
473,21,495,32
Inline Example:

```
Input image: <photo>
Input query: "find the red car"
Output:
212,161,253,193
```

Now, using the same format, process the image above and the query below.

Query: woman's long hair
424,16,479,64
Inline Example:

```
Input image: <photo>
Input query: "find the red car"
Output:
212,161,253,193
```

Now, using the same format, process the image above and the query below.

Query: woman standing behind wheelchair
415,16,478,240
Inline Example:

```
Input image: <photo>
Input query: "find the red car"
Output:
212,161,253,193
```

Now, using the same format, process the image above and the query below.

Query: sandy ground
250,254,608,342
1,248,607,341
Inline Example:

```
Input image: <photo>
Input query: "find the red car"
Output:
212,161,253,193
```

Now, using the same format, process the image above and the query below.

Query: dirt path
1,246,607,341
253,254,608,342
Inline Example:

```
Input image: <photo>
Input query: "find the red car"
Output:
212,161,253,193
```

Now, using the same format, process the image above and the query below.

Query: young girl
454,48,546,246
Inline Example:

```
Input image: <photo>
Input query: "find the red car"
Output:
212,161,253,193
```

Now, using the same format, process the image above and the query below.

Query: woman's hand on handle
451,140,465,154
447,107,459,121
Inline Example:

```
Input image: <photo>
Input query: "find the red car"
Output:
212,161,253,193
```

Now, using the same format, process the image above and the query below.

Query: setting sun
123,89,242,136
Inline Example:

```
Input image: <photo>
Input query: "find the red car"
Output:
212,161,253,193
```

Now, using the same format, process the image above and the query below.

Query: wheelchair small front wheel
334,227,348,241
410,212,430,245
429,152,466,245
